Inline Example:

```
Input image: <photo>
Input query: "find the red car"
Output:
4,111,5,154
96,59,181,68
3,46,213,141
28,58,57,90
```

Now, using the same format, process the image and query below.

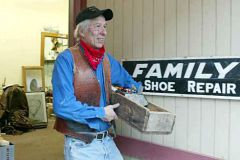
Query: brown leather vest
54,46,112,138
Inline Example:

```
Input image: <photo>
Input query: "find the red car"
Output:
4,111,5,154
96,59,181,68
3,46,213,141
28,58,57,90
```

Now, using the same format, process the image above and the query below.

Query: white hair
74,19,90,43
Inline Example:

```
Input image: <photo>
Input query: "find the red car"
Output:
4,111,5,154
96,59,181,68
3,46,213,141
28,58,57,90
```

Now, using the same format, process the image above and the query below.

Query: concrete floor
2,117,64,160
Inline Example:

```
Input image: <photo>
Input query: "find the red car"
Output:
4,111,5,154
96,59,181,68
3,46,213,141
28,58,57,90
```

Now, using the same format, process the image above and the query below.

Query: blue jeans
64,135,124,160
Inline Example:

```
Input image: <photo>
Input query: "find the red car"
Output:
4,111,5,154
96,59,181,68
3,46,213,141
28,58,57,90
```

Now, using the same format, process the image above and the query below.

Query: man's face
83,16,107,49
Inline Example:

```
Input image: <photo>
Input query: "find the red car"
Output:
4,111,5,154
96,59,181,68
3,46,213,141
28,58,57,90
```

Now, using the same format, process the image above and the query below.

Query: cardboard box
0,143,14,160
111,92,176,134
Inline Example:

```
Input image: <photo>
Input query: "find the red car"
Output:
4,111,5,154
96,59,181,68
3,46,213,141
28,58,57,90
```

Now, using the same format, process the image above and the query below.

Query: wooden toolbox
111,92,176,134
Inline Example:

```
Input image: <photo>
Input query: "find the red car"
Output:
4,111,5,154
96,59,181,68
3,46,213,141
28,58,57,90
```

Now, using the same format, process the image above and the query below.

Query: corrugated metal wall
87,0,240,160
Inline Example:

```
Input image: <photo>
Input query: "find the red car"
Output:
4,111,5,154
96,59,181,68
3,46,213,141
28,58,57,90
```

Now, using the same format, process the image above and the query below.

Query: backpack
0,84,33,134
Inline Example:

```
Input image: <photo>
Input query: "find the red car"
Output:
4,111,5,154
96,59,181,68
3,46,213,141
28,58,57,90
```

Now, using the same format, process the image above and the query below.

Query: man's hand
102,103,120,122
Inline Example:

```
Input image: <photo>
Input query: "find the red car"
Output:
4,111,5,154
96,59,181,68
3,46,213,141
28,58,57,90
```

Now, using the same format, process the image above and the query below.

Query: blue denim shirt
52,49,140,131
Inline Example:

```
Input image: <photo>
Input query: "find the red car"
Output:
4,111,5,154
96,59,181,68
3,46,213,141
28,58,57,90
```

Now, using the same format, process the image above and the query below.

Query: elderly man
52,6,141,160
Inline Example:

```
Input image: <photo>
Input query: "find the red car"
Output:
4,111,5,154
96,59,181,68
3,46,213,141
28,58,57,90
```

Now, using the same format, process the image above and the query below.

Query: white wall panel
229,0,240,159
215,100,230,159
123,0,133,60
200,0,217,156
202,0,216,57
113,0,123,59
232,0,240,56
216,0,230,56
165,0,177,58
175,0,189,150
89,1,240,159
188,0,202,152
188,98,201,152
200,99,215,155
132,0,143,59
105,0,114,54
143,0,154,59
87,0,97,8
189,0,202,57
153,0,165,58
175,97,188,149
229,100,240,160
177,0,189,57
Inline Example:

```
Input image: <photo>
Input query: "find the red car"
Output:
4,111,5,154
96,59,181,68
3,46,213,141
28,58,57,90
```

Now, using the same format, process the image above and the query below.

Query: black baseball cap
75,6,113,25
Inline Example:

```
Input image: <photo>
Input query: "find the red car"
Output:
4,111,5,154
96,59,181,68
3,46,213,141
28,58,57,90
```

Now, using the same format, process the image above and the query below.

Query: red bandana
80,40,105,70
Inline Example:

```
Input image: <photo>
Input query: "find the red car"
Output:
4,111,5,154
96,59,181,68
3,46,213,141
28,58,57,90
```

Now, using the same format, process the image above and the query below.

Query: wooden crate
111,92,176,134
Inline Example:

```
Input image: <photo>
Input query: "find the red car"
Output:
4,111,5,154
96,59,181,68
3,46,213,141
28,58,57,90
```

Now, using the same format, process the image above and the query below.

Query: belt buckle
96,131,108,140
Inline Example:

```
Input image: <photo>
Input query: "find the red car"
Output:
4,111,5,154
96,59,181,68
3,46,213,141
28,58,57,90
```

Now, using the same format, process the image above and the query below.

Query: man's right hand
102,103,120,122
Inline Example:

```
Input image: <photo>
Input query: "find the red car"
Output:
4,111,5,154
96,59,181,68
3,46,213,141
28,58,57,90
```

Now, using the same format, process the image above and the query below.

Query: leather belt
54,117,113,144
70,131,109,144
